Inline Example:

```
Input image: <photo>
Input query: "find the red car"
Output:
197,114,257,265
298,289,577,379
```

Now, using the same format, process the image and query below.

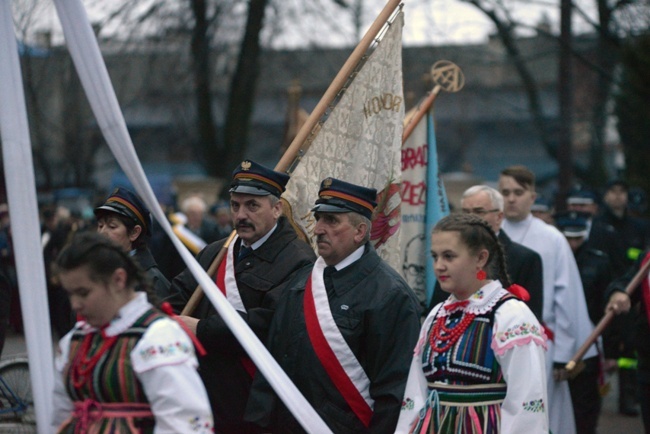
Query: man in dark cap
94,187,170,300
169,160,316,434
555,210,614,434
596,180,650,416
246,178,421,434
566,188,627,276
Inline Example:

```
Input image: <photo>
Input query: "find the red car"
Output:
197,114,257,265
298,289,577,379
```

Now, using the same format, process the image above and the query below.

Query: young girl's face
59,265,129,328
431,230,487,300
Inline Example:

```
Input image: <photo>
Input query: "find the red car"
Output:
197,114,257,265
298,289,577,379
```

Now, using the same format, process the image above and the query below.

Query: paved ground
2,330,645,433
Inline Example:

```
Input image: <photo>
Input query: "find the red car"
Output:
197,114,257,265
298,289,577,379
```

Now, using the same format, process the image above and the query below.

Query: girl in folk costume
396,214,549,434
50,232,213,433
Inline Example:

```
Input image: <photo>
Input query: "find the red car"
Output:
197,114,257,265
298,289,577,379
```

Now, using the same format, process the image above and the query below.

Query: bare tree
463,0,649,189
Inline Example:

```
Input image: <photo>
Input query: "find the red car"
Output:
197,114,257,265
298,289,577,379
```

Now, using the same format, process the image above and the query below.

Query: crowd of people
0,160,647,433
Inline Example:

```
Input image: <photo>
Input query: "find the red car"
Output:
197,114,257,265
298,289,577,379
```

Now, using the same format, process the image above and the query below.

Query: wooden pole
181,0,402,316
566,257,650,371
402,86,441,143
274,0,402,173
180,231,237,316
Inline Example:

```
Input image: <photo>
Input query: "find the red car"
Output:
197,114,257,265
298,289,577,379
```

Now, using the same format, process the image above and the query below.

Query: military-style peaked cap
229,160,289,198
94,187,152,235
312,177,377,220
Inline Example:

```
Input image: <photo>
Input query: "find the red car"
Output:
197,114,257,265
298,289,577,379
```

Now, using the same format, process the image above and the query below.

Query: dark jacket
574,245,613,325
596,207,650,264
498,230,544,321
132,246,171,302
168,216,316,433
245,243,421,434
606,251,650,381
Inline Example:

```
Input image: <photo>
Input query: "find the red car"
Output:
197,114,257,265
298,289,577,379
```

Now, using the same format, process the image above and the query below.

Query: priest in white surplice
499,165,597,434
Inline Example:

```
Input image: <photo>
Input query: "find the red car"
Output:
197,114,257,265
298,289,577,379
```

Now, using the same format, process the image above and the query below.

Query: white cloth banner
283,13,405,271
51,1,331,432
400,115,428,305
0,3,54,432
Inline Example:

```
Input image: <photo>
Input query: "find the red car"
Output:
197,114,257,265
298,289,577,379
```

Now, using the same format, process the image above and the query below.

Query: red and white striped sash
215,235,246,313
304,257,374,427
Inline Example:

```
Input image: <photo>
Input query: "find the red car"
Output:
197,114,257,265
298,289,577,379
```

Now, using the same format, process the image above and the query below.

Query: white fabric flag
52,1,331,432
283,12,404,271
0,2,54,432
400,115,428,304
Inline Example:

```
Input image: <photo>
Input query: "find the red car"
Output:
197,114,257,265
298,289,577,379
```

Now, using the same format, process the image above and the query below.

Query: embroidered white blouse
395,280,549,434
51,292,213,433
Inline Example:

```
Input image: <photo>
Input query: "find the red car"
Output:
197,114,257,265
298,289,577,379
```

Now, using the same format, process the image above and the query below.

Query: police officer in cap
246,177,421,434
169,160,316,434
95,187,171,300
555,210,614,434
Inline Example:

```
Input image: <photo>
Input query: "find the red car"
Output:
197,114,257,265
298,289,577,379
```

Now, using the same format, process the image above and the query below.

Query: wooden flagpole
181,0,403,316
402,86,441,143
402,60,465,143
566,257,650,371
181,231,237,315
275,0,403,173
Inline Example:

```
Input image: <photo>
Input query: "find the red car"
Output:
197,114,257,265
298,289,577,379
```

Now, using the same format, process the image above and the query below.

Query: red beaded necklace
71,329,118,389
428,309,476,353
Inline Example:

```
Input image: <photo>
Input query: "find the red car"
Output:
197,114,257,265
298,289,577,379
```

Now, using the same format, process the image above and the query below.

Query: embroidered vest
60,309,165,433
423,294,516,385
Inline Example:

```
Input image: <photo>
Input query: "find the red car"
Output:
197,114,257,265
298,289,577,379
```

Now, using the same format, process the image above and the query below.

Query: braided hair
55,231,158,304
432,213,512,288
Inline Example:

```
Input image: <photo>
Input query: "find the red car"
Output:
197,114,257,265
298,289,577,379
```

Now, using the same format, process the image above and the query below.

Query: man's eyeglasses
461,208,500,216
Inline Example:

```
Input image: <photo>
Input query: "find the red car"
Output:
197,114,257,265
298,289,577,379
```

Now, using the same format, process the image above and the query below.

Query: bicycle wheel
0,358,36,433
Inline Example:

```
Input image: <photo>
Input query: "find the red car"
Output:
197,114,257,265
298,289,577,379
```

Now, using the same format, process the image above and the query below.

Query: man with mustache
246,177,421,434
168,160,316,434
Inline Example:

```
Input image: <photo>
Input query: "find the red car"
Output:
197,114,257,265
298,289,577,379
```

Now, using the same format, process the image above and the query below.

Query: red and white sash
215,235,246,313
303,257,374,427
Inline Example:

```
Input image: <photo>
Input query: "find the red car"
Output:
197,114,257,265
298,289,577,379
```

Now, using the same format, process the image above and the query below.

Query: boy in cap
169,160,316,433
95,187,171,300
246,178,421,434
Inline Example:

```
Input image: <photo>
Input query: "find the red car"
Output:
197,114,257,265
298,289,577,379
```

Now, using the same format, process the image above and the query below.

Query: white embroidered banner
283,13,404,271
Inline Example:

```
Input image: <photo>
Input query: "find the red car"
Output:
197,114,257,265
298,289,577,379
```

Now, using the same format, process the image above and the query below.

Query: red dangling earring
476,269,487,281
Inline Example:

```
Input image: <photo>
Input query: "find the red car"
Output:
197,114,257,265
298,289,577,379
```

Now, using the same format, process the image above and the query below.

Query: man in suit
169,160,316,433
246,178,421,433
429,185,543,321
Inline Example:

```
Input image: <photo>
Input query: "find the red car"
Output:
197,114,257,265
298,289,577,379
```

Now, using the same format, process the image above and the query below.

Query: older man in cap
246,178,421,434
95,187,171,300
169,160,316,433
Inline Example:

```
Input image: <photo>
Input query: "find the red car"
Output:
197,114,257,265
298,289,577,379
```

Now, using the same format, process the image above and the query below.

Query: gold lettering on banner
363,93,403,119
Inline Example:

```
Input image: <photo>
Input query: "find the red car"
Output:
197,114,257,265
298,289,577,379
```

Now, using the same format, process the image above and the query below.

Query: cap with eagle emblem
229,160,290,198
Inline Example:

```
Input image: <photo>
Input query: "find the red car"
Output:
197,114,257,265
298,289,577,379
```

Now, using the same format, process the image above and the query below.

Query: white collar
79,292,153,337
439,280,508,317
505,213,533,228
243,223,278,251
331,245,365,271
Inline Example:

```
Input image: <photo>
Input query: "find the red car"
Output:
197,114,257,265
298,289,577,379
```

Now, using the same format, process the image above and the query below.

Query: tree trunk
190,0,221,177
221,0,269,175
556,0,573,209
